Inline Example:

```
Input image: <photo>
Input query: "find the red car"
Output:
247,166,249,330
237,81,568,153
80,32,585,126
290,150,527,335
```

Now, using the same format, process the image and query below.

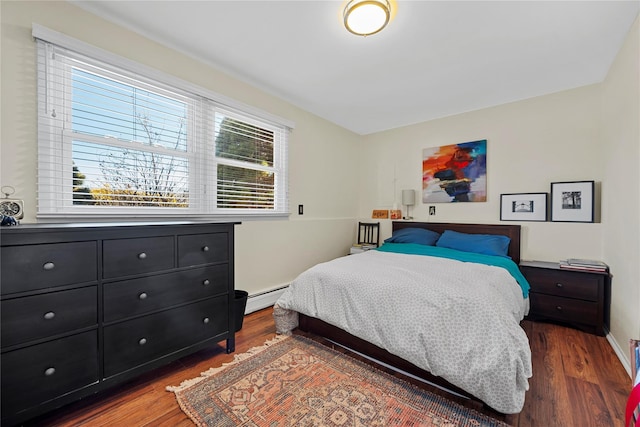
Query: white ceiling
71,1,639,135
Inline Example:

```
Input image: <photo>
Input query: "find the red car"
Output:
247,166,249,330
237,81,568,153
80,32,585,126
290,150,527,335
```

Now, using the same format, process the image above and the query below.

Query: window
34,26,292,219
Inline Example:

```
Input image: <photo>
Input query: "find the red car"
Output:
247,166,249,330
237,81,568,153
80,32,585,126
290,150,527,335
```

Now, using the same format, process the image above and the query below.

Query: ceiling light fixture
344,0,391,37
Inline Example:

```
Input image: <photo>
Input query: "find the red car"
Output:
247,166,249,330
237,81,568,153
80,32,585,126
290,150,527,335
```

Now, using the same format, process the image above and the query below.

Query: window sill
35,212,291,224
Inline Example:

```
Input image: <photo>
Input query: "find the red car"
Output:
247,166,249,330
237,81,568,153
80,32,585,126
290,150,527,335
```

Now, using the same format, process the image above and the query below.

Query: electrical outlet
429,206,436,215
298,204,303,215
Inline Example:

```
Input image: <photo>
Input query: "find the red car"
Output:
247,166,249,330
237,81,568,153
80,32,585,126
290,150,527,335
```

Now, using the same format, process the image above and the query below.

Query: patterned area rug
167,335,509,427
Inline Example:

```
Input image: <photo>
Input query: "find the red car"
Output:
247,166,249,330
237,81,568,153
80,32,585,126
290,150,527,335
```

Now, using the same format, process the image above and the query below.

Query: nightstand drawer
529,293,599,325
520,266,600,301
103,236,175,279
1,286,97,348
0,242,97,294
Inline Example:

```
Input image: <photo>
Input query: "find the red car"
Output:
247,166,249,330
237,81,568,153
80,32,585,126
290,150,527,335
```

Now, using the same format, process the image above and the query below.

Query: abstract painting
422,140,487,203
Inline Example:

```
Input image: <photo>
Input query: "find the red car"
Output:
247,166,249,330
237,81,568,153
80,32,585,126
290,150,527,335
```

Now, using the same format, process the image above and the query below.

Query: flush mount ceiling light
344,0,391,36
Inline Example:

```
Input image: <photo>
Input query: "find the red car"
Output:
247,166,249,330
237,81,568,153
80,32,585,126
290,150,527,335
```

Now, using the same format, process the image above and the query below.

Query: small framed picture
500,193,547,221
372,209,389,219
550,181,594,223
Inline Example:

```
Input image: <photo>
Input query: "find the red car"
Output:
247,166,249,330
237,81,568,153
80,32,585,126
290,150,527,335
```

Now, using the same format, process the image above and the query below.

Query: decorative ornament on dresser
0,186,23,220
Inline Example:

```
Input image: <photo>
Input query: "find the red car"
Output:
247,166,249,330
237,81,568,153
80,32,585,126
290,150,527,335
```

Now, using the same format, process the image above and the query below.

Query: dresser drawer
178,233,228,267
1,287,97,348
529,293,599,325
103,265,229,322
103,236,174,279
0,242,97,294
1,331,99,415
520,266,600,301
103,296,228,377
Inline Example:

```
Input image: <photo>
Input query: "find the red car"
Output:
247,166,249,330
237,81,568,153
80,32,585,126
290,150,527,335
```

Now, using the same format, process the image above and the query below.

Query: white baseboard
607,331,632,378
244,285,289,315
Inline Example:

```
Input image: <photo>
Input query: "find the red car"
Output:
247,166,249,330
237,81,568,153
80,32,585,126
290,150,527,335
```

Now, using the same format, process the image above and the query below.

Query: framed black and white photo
500,193,547,221
550,181,594,222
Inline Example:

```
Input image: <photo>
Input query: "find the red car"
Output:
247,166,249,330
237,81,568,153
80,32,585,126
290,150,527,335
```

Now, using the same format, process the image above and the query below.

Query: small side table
520,260,611,336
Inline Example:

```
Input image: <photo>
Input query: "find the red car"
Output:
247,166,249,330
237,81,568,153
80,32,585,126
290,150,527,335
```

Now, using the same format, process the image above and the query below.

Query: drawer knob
44,367,56,376
138,252,147,260
555,283,564,288
203,317,210,324
43,262,55,271
556,306,563,311
43,311,56,320
138,292,148,300
202,246,210,252
202,279,210,286
139,338,147,346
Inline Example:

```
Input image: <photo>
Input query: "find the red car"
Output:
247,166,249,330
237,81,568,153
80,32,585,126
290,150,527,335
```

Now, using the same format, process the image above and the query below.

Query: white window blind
34,26,291,219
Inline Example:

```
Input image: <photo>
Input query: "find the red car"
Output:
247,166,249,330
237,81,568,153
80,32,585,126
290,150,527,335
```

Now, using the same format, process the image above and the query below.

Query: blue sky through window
71,68,189,196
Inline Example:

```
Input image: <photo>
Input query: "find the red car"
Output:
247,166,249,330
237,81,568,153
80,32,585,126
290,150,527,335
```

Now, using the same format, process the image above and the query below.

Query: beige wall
0,1,363,294
360,85,605,262
602,15,640,370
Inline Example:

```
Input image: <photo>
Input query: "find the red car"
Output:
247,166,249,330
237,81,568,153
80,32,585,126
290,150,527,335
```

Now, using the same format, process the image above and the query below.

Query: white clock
1,186,24,219
0,199,24,219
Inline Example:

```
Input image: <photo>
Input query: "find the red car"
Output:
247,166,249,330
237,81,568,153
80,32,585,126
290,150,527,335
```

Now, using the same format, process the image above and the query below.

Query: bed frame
297,221,522,412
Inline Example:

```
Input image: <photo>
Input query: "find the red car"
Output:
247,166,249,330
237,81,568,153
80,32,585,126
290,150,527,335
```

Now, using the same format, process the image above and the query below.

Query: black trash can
234,290,248,332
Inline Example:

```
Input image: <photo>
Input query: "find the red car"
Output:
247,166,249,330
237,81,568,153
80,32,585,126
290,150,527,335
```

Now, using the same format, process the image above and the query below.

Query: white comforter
274,249,532,414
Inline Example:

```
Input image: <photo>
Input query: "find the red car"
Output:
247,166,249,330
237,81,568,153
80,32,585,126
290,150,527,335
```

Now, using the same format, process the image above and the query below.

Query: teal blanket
377,243,530,298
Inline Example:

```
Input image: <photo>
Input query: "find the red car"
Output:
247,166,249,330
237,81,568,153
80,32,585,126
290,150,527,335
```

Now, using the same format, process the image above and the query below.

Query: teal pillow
384,228,441,246
436,230,511,258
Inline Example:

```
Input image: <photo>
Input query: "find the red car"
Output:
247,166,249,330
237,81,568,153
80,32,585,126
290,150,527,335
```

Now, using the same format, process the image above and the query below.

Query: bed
273,221,532,414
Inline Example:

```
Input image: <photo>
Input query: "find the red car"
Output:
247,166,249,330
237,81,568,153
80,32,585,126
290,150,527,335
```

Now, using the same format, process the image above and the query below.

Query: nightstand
520,260,611,336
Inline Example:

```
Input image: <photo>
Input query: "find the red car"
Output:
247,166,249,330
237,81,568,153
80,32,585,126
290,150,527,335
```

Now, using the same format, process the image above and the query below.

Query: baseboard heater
244,285,290,314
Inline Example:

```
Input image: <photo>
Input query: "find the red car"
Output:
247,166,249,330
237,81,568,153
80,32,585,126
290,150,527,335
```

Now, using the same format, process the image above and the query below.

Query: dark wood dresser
0,221,238,425
520,260,611,336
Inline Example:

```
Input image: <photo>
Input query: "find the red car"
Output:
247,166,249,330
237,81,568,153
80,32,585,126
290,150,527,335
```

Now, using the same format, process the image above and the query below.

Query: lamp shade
344,0,391,36
402,189,415,206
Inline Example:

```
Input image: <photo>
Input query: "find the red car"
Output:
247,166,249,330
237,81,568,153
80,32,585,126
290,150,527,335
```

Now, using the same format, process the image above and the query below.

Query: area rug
167,335,509,427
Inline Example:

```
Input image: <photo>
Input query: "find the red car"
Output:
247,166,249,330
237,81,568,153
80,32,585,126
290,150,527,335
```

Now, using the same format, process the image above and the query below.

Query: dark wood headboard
392,221,521,264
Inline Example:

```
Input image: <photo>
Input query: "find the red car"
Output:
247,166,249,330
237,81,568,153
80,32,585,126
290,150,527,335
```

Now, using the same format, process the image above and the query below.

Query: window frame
33,24,293,221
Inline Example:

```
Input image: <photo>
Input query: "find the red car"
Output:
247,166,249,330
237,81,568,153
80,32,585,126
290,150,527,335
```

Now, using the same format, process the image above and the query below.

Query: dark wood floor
28,307,631,427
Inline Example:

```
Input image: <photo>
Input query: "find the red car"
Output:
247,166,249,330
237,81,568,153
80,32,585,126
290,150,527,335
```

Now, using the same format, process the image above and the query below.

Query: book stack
353,243,376,250
559,258,608,273
350,243,377,255
632,339,640,387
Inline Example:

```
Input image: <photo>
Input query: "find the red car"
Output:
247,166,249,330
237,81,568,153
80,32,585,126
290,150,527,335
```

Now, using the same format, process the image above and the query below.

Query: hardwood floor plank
564,376,615,427
46,377,175,427
76,392,176,427
583,332,630,426
518,321,576,427
37,378,158,426
24,309,630,427
559,327,599,383
142,411,193,427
